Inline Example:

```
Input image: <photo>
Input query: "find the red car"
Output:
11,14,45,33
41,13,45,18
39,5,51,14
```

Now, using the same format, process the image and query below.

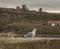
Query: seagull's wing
24,32,33,37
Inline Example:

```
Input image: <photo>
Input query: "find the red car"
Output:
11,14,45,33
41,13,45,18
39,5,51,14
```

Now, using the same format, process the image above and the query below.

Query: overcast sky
0,0,60,13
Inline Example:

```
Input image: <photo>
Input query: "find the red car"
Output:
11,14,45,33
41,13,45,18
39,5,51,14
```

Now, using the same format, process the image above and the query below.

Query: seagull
24,28,37,37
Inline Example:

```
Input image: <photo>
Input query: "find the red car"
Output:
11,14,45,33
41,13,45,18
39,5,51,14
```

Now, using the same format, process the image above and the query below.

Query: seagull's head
33,28,37,31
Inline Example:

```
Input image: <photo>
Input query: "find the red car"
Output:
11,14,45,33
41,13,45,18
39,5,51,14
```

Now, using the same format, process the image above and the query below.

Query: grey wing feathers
24,32,33,37
26,33,33,37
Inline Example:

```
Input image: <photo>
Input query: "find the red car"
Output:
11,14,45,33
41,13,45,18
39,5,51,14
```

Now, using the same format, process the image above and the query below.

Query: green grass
7,22,60,35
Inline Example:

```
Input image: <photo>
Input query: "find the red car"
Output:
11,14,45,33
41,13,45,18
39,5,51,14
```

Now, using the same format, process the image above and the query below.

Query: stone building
48,21,60,26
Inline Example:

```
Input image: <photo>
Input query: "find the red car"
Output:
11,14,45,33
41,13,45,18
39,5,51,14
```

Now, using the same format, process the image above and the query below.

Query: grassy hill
0,7,60,35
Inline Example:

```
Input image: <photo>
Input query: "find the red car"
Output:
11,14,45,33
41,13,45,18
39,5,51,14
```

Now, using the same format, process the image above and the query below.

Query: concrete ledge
0,37,60,43
0,37,60,49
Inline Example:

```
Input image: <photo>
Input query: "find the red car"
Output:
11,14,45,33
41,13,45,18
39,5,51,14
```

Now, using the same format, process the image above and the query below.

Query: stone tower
39,8,42,12
22,4,26,10
16,6,20,10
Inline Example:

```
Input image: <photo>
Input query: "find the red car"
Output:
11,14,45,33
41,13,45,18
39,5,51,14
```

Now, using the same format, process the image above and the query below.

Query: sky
0,0,60,13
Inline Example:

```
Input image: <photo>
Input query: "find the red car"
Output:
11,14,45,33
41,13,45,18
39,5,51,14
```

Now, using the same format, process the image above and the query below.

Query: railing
14,34,60,38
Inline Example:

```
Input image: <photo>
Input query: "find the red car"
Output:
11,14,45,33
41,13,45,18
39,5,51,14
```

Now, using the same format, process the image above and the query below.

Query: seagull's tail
24,35,27,38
